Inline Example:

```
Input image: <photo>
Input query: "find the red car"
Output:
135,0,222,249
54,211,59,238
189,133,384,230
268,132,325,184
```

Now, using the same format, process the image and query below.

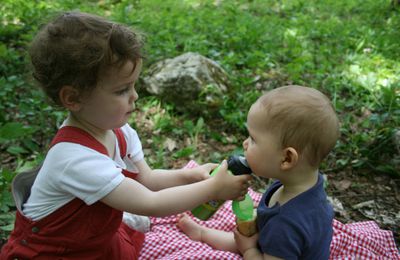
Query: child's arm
101,160,251,217
134,159,217,190
234,230,283,260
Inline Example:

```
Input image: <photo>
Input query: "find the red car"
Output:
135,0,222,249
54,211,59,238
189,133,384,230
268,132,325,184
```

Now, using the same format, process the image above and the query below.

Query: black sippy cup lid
227,155,252,175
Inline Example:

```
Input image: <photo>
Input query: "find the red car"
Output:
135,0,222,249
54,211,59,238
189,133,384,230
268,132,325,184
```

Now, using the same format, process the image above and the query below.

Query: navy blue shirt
257,173,333,259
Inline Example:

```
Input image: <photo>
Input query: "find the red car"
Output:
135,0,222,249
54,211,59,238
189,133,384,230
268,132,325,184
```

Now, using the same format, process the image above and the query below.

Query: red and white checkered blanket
139,161,400,260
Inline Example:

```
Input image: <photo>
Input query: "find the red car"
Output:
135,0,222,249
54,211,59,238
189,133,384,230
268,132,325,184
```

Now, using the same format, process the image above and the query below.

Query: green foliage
0,168,15,213
173,147,196,160
0,122,36,155
183,118,205,146
1,0,399,242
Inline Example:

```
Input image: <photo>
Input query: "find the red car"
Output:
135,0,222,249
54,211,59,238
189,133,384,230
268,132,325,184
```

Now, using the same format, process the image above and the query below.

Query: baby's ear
59,85,81,111
280,147,298,170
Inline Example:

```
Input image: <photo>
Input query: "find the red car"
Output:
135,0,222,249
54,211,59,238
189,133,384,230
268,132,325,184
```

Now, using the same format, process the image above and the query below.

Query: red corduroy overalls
0,126,144,260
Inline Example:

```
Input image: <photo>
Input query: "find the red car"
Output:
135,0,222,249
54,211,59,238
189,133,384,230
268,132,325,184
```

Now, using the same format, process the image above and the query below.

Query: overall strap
113,128,127,158
50,126,108,156
50,126,127,157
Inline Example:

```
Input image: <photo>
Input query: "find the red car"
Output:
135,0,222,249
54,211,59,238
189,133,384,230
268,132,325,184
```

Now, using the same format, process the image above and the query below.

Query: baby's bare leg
177,214,238,253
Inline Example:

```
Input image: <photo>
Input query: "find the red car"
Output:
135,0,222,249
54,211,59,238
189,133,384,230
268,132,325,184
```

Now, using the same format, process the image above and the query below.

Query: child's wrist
183,170,195,183
208,176,220,199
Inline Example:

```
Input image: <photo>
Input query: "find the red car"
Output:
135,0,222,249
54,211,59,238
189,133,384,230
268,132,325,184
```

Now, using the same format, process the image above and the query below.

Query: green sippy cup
191,155,252,220
232,193,254,221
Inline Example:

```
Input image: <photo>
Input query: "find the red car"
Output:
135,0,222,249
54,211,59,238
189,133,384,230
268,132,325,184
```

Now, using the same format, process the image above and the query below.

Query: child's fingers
236,187,250,200
200,163,218,174
219,160,228,171
236,174,252,187
214,160,231,178
207,162,219,170
240,174,253,181
236,195,245,201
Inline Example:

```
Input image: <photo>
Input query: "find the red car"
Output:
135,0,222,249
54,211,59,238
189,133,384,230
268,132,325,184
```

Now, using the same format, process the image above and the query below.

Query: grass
0,0,399,242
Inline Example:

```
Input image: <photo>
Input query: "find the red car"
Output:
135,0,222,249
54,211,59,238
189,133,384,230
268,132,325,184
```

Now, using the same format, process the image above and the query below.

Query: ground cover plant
0,0,399,247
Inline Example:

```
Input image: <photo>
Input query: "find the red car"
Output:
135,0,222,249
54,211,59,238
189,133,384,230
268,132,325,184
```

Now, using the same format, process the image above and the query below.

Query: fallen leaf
327,196,350,220
333,179,352,191
164,138,177,152
352,200,375,209
382,215,396,225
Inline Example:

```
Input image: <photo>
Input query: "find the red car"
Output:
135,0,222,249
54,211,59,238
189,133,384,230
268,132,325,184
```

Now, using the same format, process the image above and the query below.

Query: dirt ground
326,168,400,246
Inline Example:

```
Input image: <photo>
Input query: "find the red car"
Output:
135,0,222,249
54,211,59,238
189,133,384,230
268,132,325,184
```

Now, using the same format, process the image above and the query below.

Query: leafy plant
1,0,400,243
183,118,205,147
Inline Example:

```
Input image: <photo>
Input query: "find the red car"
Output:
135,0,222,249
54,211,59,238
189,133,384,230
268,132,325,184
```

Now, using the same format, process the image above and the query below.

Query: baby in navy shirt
179,85,339,259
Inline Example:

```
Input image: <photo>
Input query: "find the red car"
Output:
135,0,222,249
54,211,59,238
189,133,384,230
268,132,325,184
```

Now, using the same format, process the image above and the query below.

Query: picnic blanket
139,161,400,260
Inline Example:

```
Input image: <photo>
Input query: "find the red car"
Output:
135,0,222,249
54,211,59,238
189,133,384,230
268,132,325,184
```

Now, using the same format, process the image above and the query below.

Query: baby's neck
283,169,318,190
269,169,319,207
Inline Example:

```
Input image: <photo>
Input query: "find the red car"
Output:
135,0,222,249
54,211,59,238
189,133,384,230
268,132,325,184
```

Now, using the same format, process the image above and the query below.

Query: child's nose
130,89,139,103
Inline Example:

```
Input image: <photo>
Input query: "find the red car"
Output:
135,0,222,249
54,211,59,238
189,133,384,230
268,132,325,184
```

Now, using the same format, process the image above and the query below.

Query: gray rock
143,52,229,114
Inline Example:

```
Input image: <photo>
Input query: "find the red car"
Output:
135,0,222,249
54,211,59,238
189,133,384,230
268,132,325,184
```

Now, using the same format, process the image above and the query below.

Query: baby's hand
188,163,218,183
212,160,252,201
233,228,259,256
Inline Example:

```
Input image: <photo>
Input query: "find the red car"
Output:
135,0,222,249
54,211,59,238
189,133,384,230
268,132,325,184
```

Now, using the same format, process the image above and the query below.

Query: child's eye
116,86,130,95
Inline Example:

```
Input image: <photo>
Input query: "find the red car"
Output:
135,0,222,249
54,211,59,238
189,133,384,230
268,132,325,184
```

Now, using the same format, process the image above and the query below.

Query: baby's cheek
246,157,257,174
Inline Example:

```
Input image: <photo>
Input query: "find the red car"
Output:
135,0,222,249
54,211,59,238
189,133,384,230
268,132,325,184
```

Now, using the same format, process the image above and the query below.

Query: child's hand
233,227,259,256
212,160,252,201
188,163,218,183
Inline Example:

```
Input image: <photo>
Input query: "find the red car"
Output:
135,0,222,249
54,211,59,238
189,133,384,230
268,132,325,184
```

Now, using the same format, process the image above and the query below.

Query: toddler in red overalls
0,12,251,260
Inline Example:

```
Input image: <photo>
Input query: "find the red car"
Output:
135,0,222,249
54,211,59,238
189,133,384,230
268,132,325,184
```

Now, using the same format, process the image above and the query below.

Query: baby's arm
101,160,251,217
134,159,217,190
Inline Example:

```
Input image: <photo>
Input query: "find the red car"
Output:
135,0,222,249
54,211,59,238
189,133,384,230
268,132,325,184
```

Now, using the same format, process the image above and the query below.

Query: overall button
20,239,28,246
32,226,40,233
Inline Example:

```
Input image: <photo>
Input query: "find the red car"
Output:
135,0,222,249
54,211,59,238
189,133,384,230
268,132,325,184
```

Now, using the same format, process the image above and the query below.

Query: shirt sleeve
50,143,125,205
121,124,144,163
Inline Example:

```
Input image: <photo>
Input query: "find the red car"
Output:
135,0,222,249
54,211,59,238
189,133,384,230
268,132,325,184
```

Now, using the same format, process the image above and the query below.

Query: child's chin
112,121,127,129
119,121,128,127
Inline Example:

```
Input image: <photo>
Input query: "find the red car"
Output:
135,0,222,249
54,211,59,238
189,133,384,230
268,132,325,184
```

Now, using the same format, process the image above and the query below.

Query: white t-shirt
22,124,144,221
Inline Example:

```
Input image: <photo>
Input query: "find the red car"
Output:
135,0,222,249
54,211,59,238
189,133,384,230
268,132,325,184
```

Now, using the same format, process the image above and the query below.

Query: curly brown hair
29,12,144,106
